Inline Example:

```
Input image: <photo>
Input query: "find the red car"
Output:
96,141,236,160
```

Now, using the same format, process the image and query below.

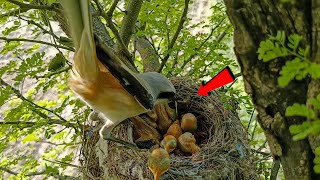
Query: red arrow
198,66,235,96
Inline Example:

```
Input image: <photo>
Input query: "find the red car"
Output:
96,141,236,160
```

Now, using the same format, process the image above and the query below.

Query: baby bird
160,135,177,153
178,132,200,154
181,113,197,132
148,148,170,180
165,120,182,140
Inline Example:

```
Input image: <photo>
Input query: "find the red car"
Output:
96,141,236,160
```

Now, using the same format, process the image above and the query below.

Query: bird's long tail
60,0,99,83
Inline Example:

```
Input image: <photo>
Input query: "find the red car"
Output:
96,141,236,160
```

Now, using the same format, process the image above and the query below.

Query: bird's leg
94,114,138,149
100,123,139,149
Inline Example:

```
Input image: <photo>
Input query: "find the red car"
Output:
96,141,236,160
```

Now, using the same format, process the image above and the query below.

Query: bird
178,132,200,154
59,0,175,146
148,148,170,180
160,135,177,153
165,120,182,140
181,113,197,132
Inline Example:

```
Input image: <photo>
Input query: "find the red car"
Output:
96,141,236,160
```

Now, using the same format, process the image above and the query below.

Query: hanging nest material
80,78,258,180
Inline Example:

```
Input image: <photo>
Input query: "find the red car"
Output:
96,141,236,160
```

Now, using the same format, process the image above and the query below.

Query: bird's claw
105,135,139,150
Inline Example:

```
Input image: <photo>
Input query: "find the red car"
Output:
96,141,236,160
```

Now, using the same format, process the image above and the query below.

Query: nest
80,78,258,180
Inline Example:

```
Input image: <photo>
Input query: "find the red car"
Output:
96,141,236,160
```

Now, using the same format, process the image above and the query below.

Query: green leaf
58,36,73,47
62,153,74,162
310,98,320,110
314,164,320,174
275,31,286,45
308,63,320,79
21,132,40,144
44,164,59,175
48,53,66,72
0,41,21,54
292,130,309,141
286,103,315,119
314,157,320,164
288,34,303,51
289,125,302,134
278,58,309,87
257,40,288,62
316,147,320,155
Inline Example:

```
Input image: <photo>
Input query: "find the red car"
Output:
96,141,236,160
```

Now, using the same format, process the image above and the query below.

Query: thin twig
34,66,71,79
19,17,59,39
0,167,46,176
180,19,226,71
251,149,270,156
94,0,132,60
0,8,28,18
0,167,79,179
0,121,35,126
270,159,280,180
158,0,190,72
247,108,256,130
0,78,67,122
35,140,81,146
6,0,59,12
0,36,74,51
43,158,80,168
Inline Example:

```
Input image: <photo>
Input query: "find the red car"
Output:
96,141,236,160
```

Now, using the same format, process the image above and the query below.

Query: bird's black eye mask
94,36,154,109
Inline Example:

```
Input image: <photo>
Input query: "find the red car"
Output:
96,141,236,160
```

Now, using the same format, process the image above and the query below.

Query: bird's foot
105,135,139,150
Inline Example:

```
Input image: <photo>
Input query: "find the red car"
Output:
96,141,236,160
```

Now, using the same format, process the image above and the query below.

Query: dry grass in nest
80,78,258,180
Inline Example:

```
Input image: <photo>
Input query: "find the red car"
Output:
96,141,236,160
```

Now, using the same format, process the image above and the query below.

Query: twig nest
82,78,259,179
178,132,200,154
181,113,197,132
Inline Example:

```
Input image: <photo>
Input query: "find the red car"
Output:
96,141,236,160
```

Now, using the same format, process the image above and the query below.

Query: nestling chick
178,132,200,154
160,135,177,153
181,113,197,132
148,148,170,180
155,100,172,133
165,120,182,140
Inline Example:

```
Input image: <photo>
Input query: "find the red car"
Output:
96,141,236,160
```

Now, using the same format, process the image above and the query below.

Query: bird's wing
60,0,176,110
96,40,175,109
60,0,98,83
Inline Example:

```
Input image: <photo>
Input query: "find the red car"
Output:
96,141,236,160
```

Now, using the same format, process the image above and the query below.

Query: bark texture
224,0,320,179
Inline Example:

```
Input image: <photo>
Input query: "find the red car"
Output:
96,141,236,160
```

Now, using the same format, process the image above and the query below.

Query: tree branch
118,0,144,47
0,167,45,176
0,8,28,18
270,159,280,180
0,167,79,179
180,19,227,72
135,37,160,72
43,158,80,168
0,36,74,51
0,78,79,131
184,26,230,77
93,0,132,61
6,0,59,12
0,121,35,126
158,0,190,72
19,17,59,39
0,78,67,122
34,66,71,79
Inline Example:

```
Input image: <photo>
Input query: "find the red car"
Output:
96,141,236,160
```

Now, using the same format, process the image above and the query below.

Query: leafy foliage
258,31,320,87
258,31,320,173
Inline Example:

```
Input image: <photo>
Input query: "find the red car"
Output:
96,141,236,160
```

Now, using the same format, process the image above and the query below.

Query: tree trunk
224,0,320,179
